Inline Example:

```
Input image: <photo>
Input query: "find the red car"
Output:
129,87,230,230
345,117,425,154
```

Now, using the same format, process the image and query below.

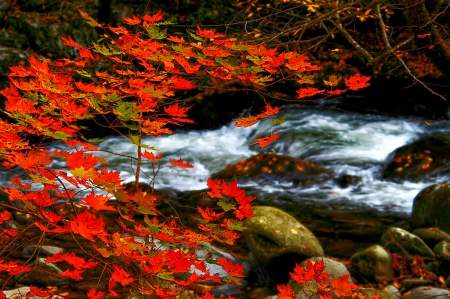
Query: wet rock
15,258,68,286
212,152,333,187
411,183,450,234
434,241,450,264
401,278,434,291
244,206,324,285
413,228,450,248
383,134,450,182
380,227,435,259
350,244,395,283
334,174,362,188
404,286,449,299
289,257,351,298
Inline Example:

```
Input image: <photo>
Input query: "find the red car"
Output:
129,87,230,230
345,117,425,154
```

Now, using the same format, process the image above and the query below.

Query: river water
81,104,449,217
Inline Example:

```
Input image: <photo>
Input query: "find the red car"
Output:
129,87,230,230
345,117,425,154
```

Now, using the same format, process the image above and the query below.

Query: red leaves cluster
0,8,371,299
277,259,358,299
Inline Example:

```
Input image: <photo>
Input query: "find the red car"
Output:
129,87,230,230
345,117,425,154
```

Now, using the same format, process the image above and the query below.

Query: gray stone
244,206,324,267
404,286,450,299
402,278,434,290
380,227,435,259
350,244,395,283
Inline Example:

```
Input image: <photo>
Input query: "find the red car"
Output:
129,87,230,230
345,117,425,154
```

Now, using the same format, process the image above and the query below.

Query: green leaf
129,134,158,151
44,131,73,140
223,276,243,285
186,29,204,41
102,93,121,102
147,25,167,40
257,75,274,83
155,19,177,26
217,201,235,212
114,101,139,121
92,43,124,55
226,220,246,231
76,69,92,77
296,74,315,84
81,136,104,143
125,123,140,130
206,258,219,265
272,114,290,125
243,67,264,73
29,174,57,185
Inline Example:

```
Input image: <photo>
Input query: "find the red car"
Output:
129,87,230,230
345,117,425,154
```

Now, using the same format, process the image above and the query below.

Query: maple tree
0,8,371,299
235,0,450,101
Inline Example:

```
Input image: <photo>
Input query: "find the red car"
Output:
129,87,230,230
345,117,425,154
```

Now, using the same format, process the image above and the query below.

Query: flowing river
11,104,447,218
81,104,449,217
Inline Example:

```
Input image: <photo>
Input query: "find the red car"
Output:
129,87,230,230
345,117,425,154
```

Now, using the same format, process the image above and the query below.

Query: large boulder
383,134,450,182
244,206,324,284
411,183,450,234
212,152,333,187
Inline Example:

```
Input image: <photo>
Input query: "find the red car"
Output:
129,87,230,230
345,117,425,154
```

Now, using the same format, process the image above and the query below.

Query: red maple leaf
87,288,105,299
142,151,162,162
216,257,245,278
344,73,371,90
251,132,280,148
27,285,53,298
234,115,258,127
0,211,11,225
196,25,226,39
256,104,280,119
234,203,253,220
142,10,164,23
167,35,185,43
331,274,358,297
80,191,115,211
169,157,194,168
197,206,226,222
277,283,296,299
123,15,141,25
297,87,325,99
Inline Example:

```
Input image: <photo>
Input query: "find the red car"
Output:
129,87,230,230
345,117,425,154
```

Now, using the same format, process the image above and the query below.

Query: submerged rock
212,152,333,186
383,134,450,182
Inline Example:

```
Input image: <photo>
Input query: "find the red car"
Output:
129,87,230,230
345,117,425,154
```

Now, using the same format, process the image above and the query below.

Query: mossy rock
212,152,333,186
411,183,450,234
380,227,435,259
383,134,450,182
350,244,395,283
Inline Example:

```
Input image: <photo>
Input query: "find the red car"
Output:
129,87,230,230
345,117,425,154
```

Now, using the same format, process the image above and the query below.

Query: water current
22,105,450,217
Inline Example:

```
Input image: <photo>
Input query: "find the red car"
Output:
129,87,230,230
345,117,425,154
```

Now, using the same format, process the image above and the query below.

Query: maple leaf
197,206,226,222
0,211,11,225
142,151,162,162
168,35,185,43
169,157,194,168
164,102,191,118
277,283,296,299
80,191,115,211
87,288,105,299
196,291,215,299
256,104,280,119
142,9,164,23
217,257,245,278
251,132,280,148
327,89,346,96
39,209,62,224
27,285,53,298
196,25,226,39
234,115,258,127
171,76,195,89
234,203,253,220
345,73,371,90
123,15,141,25
0,260,32,276
297,87,325,99
331,274,358,297
323,75,342,87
